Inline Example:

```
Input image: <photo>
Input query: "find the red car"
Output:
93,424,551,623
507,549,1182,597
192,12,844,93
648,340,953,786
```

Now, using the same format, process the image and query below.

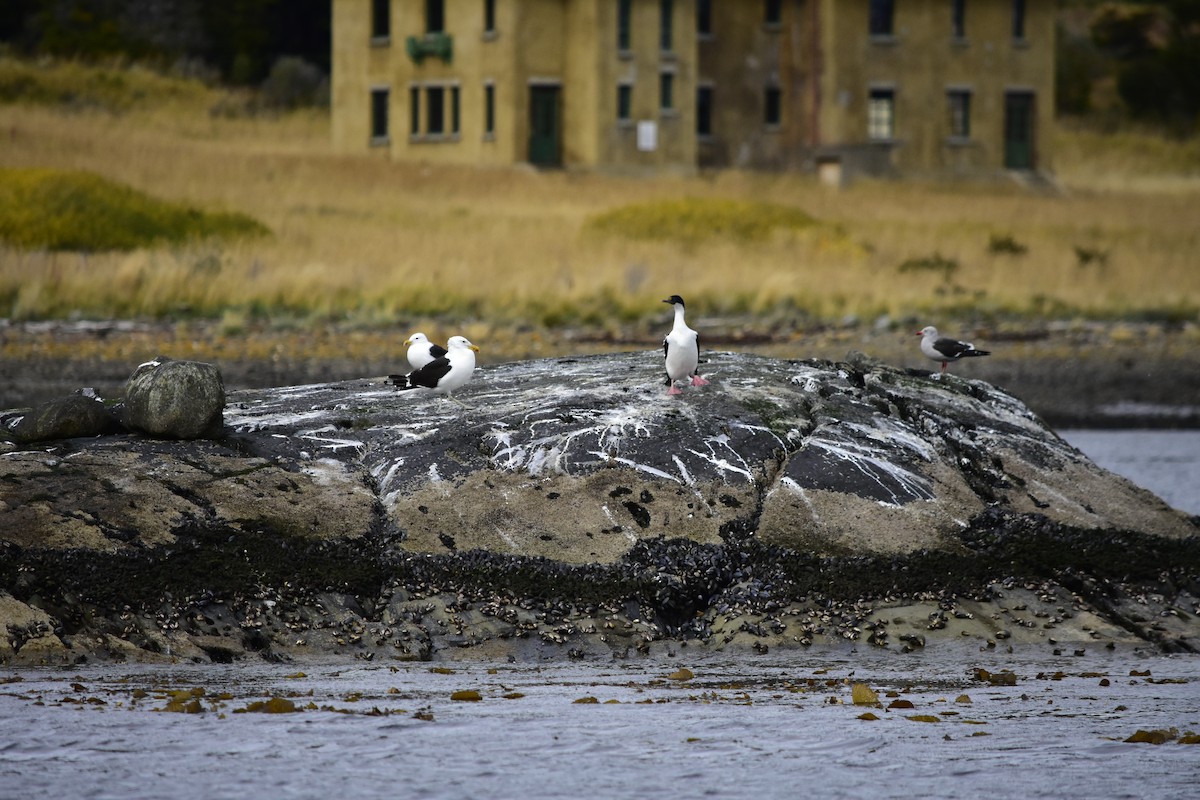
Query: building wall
700,0,814,171
332,0,1054,179
331,0,380,155
817,0,1056,179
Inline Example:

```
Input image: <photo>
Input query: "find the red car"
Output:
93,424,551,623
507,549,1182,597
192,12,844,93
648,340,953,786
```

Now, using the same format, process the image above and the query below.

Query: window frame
484,0,496,35
697,0,713,39
427,86,446,135
371,0,391,43
696,84,714,137
426,0,445,34
660,0,674,52
1011,0,1026,41
867,86,896,141
617,0,632,52
617,83,633,124
946,88,971,140
409,82,461,141
764,85,782,128
765,0,782,27
370,86,390,144
951,0,966,40
484,82,495,137
660,71,675,113
869,0,895,38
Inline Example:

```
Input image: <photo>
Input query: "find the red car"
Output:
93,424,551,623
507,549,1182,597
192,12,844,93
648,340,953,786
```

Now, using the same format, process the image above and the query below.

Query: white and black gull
662,294,710,396
916,325,990,376
404,332,447,371
389,335,480,407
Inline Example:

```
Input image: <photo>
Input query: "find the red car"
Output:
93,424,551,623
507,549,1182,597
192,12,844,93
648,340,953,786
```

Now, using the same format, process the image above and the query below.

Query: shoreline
3,318,1199,428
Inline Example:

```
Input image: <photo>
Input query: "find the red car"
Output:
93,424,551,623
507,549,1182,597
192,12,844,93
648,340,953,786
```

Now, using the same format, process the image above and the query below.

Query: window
697,86,713,136
428,87,445,134
697,0,712,37
484,0,496,34
1011,0,1026,39
371,88,389,142
765,0,782,26
660,72,675,112
869,0,894,36
484,83,495,135
947,89,971,138
617,83,632,122
867,87,895,140
427,87,444,134
371,0,390,41
951,0,966,39
764,86,781,126
617,0,632,51
411,85,459,138
660,0,673,51
426,0,444,34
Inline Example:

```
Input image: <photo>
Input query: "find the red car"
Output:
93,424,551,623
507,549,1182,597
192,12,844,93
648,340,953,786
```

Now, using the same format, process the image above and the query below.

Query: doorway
1004,91,1035,170
529,85,561,167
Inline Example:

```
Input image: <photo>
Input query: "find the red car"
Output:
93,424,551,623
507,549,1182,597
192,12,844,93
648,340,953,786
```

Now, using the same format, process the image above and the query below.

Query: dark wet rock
123,357,225,439
5,391,120,444
1,351,1197,665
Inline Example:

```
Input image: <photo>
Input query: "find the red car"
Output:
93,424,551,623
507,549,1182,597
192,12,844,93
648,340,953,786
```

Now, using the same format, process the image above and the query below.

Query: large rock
123,357,224,439
6,391,118,443
1,351,1196,664
219,350,1192,559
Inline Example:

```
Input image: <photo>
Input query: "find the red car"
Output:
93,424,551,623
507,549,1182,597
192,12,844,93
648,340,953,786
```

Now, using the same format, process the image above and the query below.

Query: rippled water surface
3,646,1198,800
1060,429,1200,515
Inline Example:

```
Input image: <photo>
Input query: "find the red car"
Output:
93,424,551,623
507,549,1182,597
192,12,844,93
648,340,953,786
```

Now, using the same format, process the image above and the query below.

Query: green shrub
1073,245,1110,268
987,233,1028,256
0,168,270,251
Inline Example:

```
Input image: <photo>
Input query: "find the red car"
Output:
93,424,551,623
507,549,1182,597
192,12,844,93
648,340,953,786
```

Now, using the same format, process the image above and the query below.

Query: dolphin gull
916,325,990,376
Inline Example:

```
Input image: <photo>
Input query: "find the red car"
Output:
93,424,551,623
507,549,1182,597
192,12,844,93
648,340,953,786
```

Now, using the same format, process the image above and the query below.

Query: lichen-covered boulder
6,391,119,443
123,357,224,439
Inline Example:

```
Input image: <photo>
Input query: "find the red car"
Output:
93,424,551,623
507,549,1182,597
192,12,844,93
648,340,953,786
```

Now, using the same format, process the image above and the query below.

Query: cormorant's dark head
662,295,685,307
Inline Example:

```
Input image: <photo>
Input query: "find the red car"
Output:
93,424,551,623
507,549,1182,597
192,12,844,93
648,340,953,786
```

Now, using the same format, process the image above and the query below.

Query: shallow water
3,646,1198,800
1059,429,1200,515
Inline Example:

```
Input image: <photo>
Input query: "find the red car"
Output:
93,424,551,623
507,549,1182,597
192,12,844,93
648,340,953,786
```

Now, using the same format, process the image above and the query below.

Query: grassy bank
0,57,1198,335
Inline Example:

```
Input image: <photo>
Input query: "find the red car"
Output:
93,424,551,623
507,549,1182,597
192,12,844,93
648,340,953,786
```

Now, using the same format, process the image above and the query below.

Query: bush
987,233,1028,256
260,56,329,110
0,168,270,251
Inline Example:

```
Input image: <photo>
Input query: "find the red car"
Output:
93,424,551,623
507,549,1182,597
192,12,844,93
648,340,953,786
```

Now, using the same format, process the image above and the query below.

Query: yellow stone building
332,0,1054,179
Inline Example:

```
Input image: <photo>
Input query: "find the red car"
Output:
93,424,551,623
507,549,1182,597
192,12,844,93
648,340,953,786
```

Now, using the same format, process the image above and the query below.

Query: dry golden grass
1,58,1198,340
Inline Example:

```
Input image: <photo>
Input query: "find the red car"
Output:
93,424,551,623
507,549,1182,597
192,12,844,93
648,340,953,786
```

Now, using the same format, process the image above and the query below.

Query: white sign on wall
637,121,657,151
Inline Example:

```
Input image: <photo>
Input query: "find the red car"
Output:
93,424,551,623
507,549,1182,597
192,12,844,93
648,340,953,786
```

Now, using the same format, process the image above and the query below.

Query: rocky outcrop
1,351,1197,665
